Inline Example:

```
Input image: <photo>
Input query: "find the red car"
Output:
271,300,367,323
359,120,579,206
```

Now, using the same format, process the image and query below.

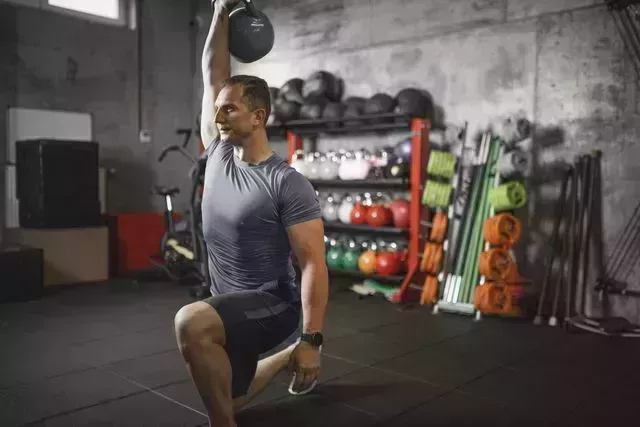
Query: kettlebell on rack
226,0,275,63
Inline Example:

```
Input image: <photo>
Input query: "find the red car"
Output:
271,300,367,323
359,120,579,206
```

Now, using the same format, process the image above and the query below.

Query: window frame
40,0,130,27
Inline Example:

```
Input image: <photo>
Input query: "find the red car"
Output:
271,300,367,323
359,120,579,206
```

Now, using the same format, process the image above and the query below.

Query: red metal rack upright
272,114,431,305
390,118,430,304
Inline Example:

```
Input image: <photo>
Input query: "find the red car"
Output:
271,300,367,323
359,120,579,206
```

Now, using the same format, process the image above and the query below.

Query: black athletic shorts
204,289,301,398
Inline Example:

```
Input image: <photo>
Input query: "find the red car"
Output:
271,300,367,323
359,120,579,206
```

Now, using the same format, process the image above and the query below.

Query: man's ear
253,108,267,126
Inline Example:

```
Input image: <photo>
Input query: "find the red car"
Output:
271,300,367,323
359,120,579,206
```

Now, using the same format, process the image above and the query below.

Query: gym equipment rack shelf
325,268,405,284
308,178,410,189
323,221,409,236
283,113,431,304
267,112,416,137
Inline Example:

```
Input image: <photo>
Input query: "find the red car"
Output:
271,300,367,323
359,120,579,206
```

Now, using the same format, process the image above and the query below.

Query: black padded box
15,139,101,228
0,245,44,303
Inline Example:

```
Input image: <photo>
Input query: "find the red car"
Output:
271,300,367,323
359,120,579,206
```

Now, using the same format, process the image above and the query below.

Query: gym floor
2,279,638,427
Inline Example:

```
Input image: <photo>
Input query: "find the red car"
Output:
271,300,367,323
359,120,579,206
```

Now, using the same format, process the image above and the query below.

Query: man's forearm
300,262,329,334
202,3,231,90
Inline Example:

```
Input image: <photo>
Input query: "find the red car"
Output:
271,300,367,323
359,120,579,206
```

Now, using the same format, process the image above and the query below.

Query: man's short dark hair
222,75,271,125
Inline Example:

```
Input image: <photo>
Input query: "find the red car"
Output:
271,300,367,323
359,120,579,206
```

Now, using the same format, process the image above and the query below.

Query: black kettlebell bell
228,0,274,63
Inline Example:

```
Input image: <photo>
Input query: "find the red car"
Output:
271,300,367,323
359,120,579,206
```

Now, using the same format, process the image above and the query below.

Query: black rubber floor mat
1,368,141,425
318,367,447,422
380,390,548,427
372,340,503,389
103,349,190,389
27,390,206,427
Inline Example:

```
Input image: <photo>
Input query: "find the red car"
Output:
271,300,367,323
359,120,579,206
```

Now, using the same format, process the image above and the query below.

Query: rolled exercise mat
483,213,522,247
427,150,457,179
489,181,527,211
498,149,530,177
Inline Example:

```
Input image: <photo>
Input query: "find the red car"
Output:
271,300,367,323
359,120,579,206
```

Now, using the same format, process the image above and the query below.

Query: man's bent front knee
174,301,227,358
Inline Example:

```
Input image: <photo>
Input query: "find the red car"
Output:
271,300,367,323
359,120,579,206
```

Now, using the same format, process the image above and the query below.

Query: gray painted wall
223,0,640,321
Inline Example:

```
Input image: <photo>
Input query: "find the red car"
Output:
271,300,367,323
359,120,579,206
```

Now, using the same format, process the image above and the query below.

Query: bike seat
154,186,180,196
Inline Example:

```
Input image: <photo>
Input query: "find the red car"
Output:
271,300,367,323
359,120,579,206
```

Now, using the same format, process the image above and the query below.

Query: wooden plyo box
3,227,109,286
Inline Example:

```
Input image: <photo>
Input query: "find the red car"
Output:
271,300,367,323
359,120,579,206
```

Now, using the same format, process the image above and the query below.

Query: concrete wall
223,0,640,321
0,0,199,218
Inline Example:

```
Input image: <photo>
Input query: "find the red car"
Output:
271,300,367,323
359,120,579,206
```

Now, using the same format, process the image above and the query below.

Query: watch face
303,333,323,347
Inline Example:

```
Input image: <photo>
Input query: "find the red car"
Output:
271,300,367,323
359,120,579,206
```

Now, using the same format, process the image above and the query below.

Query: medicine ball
323,102,347,127
280,78,305,105
330,78,345,103
228,1,275,63
303,71,342,102
300,97,329,120
394,88,432,118
364,93,396,123
269,86,279,100
343,97,367,126
274,97,301,122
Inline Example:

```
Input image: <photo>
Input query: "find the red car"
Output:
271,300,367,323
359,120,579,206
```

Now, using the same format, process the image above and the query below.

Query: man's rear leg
232,343,297,411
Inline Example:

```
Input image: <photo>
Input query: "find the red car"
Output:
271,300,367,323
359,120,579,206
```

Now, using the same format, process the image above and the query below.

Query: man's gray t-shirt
201,137,321,303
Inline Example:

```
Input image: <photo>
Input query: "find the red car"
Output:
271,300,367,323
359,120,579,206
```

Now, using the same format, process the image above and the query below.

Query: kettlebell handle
211,0,258,16
241,0,258,16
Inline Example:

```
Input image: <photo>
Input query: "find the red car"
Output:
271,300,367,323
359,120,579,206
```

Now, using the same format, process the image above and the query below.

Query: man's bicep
280,171,323,266
286,218,326,266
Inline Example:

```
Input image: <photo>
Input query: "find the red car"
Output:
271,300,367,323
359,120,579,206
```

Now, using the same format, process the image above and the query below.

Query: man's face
214,84,263,144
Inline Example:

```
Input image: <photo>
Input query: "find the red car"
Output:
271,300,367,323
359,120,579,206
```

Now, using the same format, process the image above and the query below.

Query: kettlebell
326,247,344,270
338,196,355,224
228,0,275,63
318,153,340,180
322,196,339,222
341,250,360,271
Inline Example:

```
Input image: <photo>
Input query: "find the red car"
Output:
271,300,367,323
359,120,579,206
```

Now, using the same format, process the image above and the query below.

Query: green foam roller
489,181,527,211
422,180,452,208
427,150,456,179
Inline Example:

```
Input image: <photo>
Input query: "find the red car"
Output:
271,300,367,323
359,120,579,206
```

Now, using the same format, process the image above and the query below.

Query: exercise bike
150,128,210,295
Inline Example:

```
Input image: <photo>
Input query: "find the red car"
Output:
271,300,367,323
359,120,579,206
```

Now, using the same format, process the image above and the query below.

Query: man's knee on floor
174,301,226,357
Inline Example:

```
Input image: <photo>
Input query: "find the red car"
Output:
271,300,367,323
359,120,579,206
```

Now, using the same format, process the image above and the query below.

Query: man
173,0,328,426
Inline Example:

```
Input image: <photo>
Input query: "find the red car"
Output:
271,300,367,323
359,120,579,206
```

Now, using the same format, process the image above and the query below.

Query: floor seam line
96,365,207,417
21,389,149,426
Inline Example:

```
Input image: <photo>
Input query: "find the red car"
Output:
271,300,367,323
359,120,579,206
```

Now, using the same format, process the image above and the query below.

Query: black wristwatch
300,332,323,348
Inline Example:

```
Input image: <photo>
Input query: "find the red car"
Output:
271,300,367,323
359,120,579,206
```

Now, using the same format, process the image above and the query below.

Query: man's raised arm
201,1,238,146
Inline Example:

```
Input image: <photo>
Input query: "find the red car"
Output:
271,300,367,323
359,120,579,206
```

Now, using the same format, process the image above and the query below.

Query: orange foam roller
478,248,515,280
429,212,448,243
473,282,524,317
420,242,443,274
483,213,522,247
420,275,439,305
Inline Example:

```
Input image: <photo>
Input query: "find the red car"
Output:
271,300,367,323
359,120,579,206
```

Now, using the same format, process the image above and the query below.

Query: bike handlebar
158,128,199,163
176,128,192,148
158,145,198,164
